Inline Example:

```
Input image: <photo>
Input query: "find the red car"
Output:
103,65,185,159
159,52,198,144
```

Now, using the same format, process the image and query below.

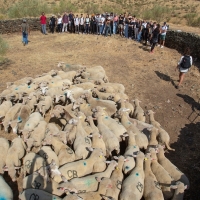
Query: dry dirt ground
1,31,200,200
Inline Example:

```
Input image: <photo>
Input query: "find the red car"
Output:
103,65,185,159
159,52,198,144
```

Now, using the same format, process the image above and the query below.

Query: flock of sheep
0,64,189,200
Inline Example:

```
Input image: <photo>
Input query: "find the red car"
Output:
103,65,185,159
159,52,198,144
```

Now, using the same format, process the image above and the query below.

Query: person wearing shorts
159,22,168,48
175,47,192,89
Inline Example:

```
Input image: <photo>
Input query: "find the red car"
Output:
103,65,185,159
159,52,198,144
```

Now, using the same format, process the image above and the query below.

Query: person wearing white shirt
57,15,62,33
74,15,80,34
159,22,168,48
79,14,84,34
175,47,192,89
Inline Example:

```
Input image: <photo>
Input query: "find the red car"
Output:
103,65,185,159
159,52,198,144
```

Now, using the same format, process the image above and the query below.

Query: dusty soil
1,31,200,200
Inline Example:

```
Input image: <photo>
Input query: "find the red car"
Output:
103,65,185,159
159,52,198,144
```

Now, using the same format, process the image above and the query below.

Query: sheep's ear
95,177,102,182
113,156,119,160
61,175,68,183
184,185,188,189
170,185,178,189
86,147,94,152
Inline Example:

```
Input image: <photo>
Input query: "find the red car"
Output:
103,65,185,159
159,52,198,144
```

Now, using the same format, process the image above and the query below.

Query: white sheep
5,137,26,181
132,99,146,122
120,151,145,200
0,175,13,200
157,145,190,188
0,138,10,174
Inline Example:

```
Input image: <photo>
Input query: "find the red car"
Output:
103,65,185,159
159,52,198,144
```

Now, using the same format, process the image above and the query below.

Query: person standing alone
21,19,30,46
175,47,192,89
40,12,47,34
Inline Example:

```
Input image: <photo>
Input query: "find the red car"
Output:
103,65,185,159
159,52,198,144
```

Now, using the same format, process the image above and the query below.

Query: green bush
8,0,50,18
142,5,171,23
83,3,100,14
185,13,200,27
53,0,78,15
0,36,8,61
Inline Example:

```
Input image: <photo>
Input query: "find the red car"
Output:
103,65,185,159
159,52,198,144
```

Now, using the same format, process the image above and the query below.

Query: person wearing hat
21,19,30,46
49,15,56,34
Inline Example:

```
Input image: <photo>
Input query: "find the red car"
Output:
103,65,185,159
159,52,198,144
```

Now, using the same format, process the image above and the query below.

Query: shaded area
177,93,200,123
167,121,200,200
155,71,176,87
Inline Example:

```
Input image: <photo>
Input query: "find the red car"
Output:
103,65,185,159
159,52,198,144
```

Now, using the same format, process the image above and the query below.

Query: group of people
46,12,168,48
20,11,192,88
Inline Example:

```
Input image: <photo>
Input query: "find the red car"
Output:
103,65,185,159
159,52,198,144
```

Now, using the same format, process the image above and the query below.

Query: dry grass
1,0,200,27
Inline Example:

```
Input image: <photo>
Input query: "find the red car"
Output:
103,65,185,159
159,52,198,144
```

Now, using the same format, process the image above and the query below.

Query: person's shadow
154,71,176,87
177,93,200,122
167,121,200,200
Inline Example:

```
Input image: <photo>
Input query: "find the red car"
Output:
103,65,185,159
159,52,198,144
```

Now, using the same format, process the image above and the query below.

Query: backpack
180,56,191,69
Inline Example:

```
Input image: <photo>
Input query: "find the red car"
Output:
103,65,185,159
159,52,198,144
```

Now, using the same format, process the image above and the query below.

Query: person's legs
43,24,46,34
150,42,156,53
178,72,185,86
105,26,108,37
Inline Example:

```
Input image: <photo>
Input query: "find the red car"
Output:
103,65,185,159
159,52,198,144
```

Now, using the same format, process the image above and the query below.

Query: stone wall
0,18,50,33
165,30,200,59
0,18,200,59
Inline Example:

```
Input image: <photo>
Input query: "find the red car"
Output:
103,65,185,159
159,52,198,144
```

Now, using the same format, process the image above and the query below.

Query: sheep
55,70,77,81
64,123,77,145
105,156,126,200
0,100,12,122
0,138,10,174
46,78,72,89
157,145,190,188
149,147,174,200
68,118,92,160
118,99,134,117
146,127,159,151
23,112,44,134
120,151,145,200
39,146,60,167
124,131,139,157
35,96,53,117
147,110,162,128
147,110,175,151
42,135,75,166
25,120,47,151
0,175,13,200
87,131,106,157
22,152,46,177
93,111,120,157
72,98,93,117
11,83,35,95
170,181,187,200
77,177,113,200
117,109,148,150
22,92,38,112
40,86,63,98
2,103,22,132
132,99,146,122
75,82,95,90
5,137,26,181
91,88,112,100
56,148,105,183
23,172,77,196
88,131,107,173
143,153,164,200
10,104,31,134
82,91,117,116
70,160,118,193
76,112,93,135
122,156,136,175
57,62,84,72
7,77,33,87
19,188,62,200
94,106,127,142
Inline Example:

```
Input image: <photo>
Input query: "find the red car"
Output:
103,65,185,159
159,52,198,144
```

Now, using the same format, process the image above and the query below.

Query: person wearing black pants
90,15,96,34
49,15,56,33
150,24,160,53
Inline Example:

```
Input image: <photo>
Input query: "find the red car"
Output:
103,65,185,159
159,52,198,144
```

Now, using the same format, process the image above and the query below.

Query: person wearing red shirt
40,12,47,34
